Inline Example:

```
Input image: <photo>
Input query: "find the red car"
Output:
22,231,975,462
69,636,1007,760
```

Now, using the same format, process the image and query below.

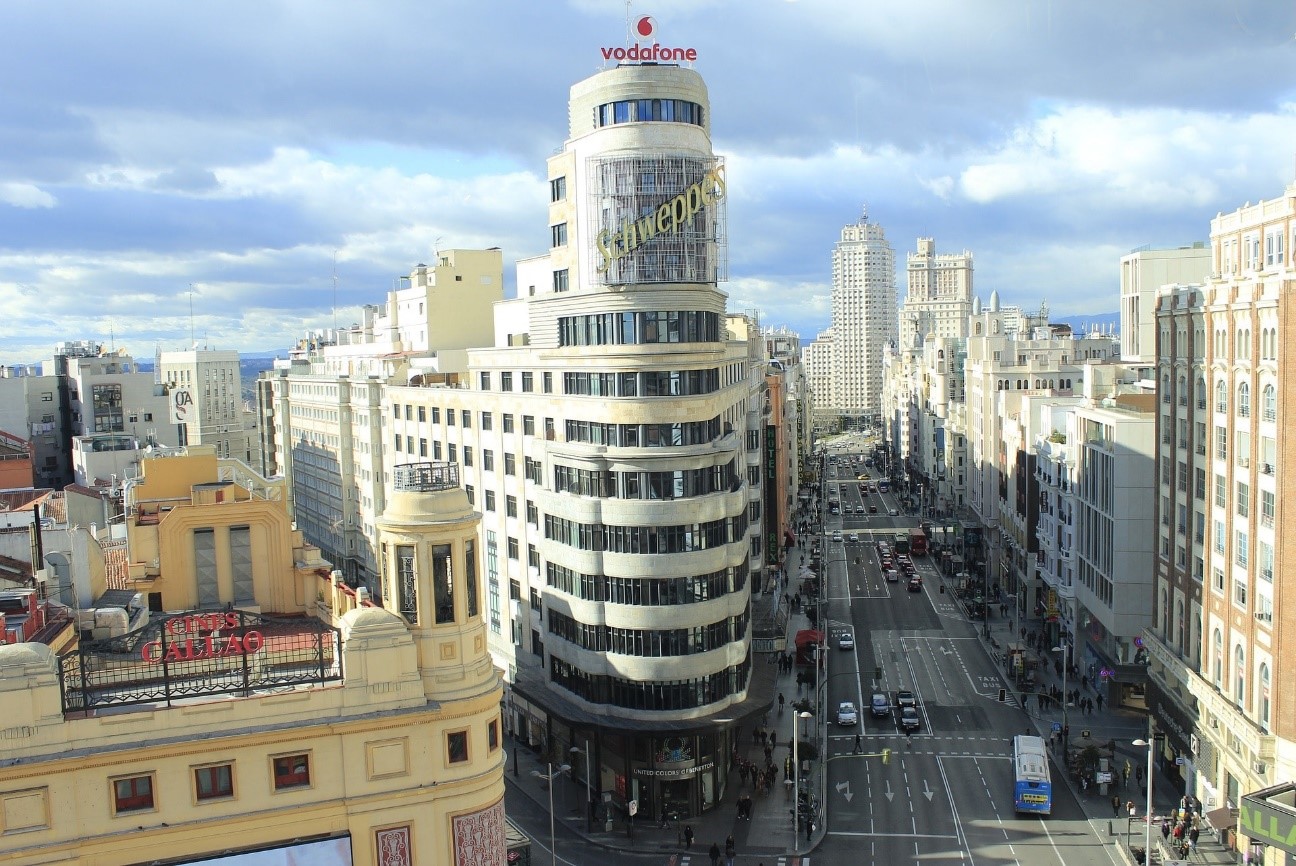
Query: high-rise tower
829,212,896,424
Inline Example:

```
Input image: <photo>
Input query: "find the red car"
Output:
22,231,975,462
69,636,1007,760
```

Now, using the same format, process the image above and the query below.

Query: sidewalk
936,566,1237,866
504,548,828,861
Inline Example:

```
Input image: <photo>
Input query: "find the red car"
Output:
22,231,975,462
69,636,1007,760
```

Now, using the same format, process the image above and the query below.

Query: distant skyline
2,1,1294,364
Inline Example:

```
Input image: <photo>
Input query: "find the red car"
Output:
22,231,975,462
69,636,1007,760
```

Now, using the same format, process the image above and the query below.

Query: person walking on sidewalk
724,834,736,866
683,825,694,849
1111,794,1121,816
709,841,721,866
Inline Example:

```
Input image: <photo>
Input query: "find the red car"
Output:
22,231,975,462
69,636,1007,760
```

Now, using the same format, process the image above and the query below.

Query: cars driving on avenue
837,631,854,650
870,693,890,718
837,701,858,726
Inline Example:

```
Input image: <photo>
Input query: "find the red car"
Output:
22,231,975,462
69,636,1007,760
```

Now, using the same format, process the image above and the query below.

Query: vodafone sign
601,15,697,63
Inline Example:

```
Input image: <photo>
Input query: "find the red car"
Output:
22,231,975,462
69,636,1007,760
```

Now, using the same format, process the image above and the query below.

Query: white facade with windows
825,214,896,421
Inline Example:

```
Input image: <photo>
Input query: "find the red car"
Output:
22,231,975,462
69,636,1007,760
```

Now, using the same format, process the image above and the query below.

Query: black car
895,689,917,710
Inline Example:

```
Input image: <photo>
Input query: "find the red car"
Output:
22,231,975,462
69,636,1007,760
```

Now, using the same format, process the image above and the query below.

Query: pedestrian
684,825,694,849
1162,818,1172,840
1112,794,1121,816
725,834,736,866
854,733,861,754
1096,693,1104,711
1127,801,1136,819
1189,825,1199,852
709,841,720,866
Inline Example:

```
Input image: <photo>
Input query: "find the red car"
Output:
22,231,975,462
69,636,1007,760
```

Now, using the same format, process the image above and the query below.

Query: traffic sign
1052,722,1062,733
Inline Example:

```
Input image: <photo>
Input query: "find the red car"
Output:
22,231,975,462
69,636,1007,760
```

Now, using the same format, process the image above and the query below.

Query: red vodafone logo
635,16,656,39
600,17,697,63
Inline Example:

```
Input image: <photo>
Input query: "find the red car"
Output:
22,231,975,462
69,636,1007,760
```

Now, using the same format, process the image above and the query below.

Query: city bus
893,532,910,554
909,527,928,556
1011,734,1052,816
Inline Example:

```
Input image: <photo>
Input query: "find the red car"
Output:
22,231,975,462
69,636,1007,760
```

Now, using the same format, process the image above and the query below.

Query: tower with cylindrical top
377,461,497,702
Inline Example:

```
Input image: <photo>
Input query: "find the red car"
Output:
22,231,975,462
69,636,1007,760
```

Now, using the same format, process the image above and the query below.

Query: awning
1205,806,1237,831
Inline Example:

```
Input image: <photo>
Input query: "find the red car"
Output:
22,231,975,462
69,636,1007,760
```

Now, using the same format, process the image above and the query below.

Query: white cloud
0,182,56,208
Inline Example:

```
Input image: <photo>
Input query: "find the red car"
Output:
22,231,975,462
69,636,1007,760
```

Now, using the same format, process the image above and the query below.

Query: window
543,372,553,393
433,543,454,624
522,371,534,392
550,176,566,202
551,223,568,247
488,719,500,751
504,453,516,476
1215,380,1227,413
481,411,493,431
448,443,457,463
418,405,426,422
1212,628,1223,686
507,537,519,560
506,495,518,518
418,438,427,457
485,490,496,512
463,446,474,467
112,774,155,813
480,372,491,390
1236,529,1249,568
194,763,234,801
523,415,535,436
500,372,513,392
1259,663,1272,728
1263,384,1276,422
1261,490,1275,527
1237,481,1249,517
447,731,469,764
553,269,569,293
483,450,495,471
503,414,515,433
273,754,311,790
1215,426,1227,461
1235,645,1246,705
1214,474,1226,507
431,406,441,423
461,409,471,427
1238,383,1251,418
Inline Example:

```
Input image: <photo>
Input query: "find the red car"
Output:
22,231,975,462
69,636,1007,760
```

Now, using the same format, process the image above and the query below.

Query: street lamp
791,709,813,852
1133,723,1156,866
1051,643,1069,746
570,742,593,833
530,762,571,866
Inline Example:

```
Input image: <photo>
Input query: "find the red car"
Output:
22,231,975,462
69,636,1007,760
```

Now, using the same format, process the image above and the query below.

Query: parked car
870,693,891,717
837,701,859,726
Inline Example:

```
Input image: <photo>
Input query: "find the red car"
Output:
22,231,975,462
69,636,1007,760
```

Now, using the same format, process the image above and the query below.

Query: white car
889,508,900,517
836,701,859,726
837,631,854,650
848,532,859,543
832,530,843,542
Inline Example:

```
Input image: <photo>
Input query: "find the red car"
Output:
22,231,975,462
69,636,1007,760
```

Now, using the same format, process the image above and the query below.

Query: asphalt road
816,466,1122,866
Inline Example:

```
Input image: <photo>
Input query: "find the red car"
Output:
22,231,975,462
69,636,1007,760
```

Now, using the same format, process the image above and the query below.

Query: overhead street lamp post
530,762,571,866
1133,720,1156,865
1051,643,1070,748
791,709,814,853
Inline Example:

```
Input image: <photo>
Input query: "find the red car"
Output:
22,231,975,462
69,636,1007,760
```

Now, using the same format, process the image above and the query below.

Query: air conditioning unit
1255,611,1272,623
1254,761,1268,775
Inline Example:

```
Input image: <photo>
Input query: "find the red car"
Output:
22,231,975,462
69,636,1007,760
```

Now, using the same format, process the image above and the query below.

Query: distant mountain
1053,312,1119,334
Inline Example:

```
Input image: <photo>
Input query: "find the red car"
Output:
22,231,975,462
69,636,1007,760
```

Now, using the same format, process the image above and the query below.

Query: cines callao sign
595,165,725,274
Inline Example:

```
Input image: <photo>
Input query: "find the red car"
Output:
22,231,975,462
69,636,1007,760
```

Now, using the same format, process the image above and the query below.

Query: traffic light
882,748,891,765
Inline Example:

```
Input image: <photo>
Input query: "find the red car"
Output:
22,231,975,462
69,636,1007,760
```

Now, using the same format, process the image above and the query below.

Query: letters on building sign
140,612,265,663
595,166,726,273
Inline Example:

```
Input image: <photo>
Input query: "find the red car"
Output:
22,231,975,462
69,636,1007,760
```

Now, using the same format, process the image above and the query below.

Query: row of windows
563,368,721,398
547,608,747,657
543,514,747,554
553,459,738,500
558,311,721,347
564,416,721,447
595,99,704,128
550,655,749,712
546,563,744,605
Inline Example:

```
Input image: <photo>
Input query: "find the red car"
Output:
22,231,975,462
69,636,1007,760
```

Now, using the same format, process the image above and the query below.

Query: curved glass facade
595,98,704,128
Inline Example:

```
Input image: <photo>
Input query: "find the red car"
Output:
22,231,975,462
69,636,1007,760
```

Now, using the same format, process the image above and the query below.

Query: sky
2,0,1295,365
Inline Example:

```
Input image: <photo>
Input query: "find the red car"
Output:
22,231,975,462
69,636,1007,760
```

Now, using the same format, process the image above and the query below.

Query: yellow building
0,452,505,866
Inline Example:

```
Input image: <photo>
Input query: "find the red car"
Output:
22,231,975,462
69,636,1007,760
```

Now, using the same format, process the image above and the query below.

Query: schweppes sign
596,165,725,273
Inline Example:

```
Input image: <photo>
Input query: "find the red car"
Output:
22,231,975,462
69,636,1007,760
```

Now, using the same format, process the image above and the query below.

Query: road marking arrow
836,780,854,803
884,780,895,802
940,646,953,656
923,780,935,801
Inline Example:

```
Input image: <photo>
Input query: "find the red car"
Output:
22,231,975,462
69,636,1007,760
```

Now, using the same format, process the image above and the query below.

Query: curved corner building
521,59,754,818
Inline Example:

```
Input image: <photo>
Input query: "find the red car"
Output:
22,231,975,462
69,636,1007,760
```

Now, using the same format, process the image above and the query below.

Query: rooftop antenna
188,285,195,347
109,320,115,353
625,0,633,45
332,250,338,333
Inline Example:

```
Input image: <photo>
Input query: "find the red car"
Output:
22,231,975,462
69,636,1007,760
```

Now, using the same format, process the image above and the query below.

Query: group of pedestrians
1161,807,1201,860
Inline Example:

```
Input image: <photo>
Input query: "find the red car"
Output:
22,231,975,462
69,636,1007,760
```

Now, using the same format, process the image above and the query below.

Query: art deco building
382,58,770,820
0,450,505,866
900,237,973,351
1146,185,1296,863
827,212,896,424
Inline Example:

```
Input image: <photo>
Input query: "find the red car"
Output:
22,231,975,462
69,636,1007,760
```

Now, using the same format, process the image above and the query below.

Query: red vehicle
908,527,928,556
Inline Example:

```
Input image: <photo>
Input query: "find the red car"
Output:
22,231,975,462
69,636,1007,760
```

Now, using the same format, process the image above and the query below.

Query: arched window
993,321,1001,335
1213,628,1223,687
1196,377,1207,409
1159,588,1168,634
1178,375,1187,406
1263,384,1276,422
1259,663,1271,729
1238,382,1251,418
1215,380,1228,413
975,322,983,336
1235,644,1246,705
